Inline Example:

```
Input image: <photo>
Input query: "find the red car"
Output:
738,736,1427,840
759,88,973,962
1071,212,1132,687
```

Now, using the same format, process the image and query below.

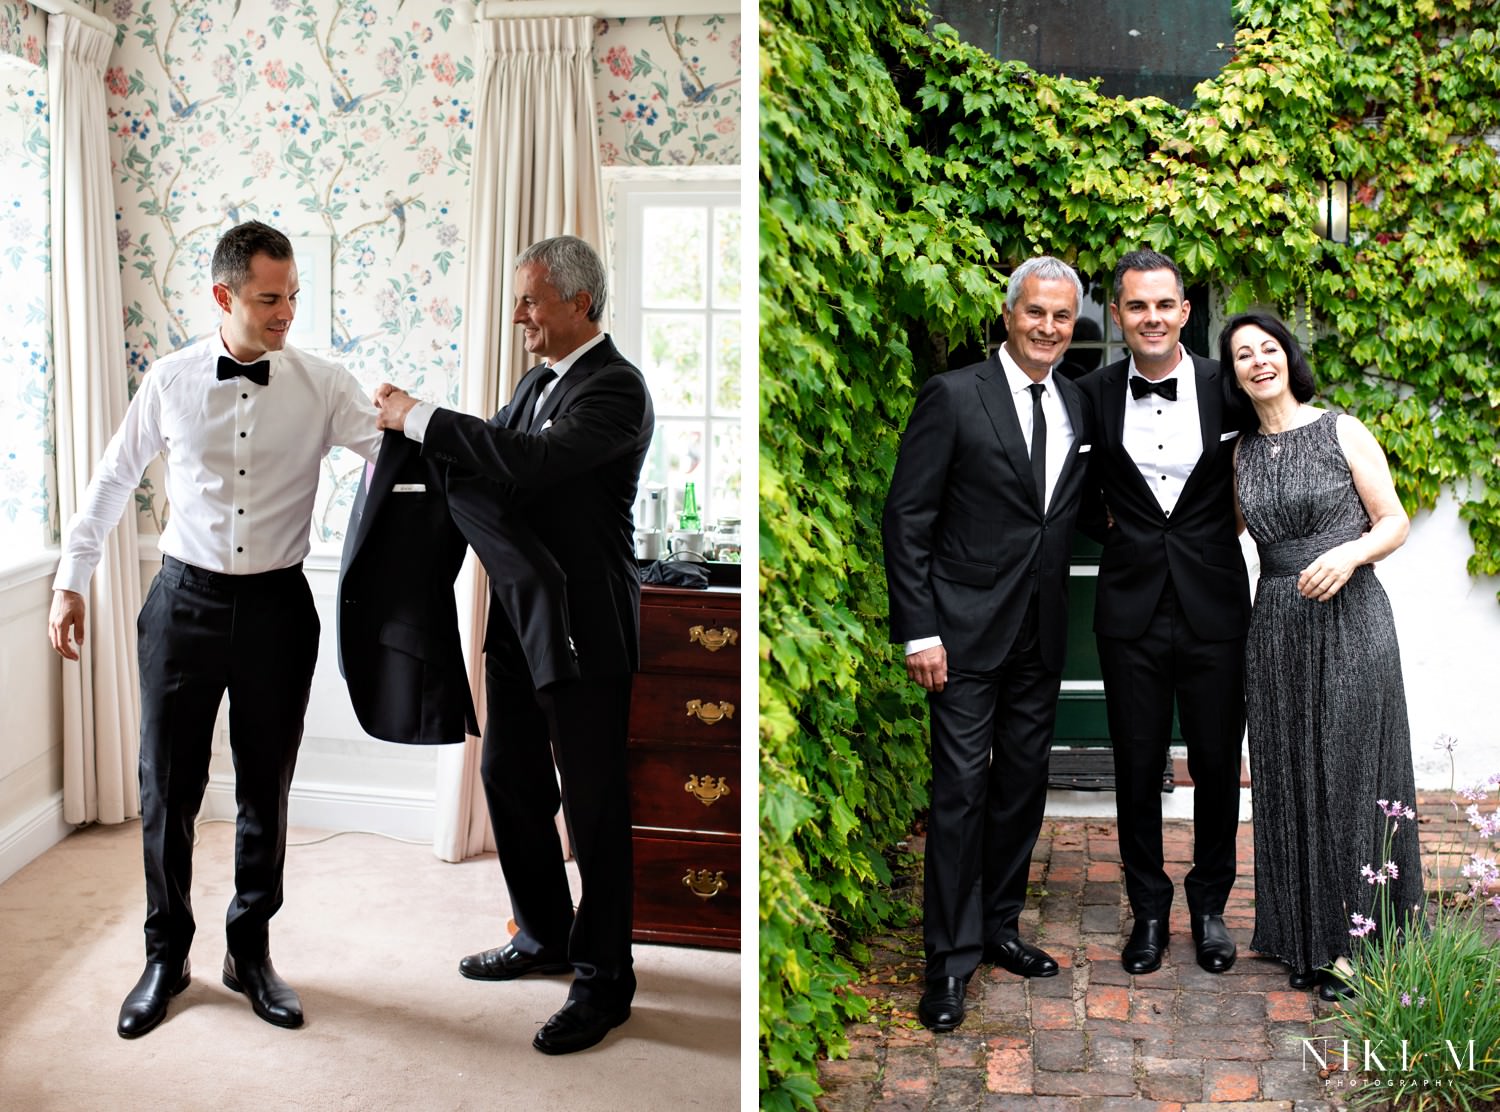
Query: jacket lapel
976,354,1039,511
529,335,618,432
1176,354,1223,505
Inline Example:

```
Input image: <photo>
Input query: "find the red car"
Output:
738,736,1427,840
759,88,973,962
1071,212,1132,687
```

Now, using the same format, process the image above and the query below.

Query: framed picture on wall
287,234,332,351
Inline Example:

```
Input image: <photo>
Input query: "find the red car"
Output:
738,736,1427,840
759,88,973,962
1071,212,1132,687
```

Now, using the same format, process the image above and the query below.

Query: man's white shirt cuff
905,635,943,656
404,401,436,443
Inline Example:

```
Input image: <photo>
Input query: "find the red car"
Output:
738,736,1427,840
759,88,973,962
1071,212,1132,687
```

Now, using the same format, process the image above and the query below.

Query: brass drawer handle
682,868,728,900
689,625,738,652
684,774,731,807
685,699,735,725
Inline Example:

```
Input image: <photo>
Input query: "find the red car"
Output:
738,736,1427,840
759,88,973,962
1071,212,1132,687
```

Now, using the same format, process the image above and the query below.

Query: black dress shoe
985,938,1059,978
459,943,571,982
1122,918,1169,974
223,953,303,1029
1191,914,1237,973
117,958,191,1039
1318,969,1357,1001
917,976,967,1032
1288,967,1318,990
532,999,631,1054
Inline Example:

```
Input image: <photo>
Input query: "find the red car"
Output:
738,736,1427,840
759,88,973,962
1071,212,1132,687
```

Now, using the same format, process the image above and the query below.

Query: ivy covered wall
759,0,1500,1105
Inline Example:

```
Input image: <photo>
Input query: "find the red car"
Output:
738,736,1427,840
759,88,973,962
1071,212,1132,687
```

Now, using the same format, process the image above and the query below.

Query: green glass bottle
679,481,701,531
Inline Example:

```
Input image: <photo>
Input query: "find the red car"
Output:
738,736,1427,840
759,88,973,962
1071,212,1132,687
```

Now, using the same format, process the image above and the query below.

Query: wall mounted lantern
1314,179,1350,243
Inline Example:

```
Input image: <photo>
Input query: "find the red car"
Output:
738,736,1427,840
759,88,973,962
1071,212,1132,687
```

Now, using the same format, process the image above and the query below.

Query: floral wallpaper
0,32,51,551
593,14,741,168
88,1,741,544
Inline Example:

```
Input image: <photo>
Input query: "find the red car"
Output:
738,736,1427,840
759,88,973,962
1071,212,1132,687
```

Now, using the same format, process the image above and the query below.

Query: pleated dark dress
1237,411,1423,972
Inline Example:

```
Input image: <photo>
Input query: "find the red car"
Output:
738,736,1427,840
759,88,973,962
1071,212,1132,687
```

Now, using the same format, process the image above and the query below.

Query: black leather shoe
117,958,191,1039
459,943,571,981
1191,914,1237,973
985,938,1059,978
1122,918,1169,974
1318,969,1357,1001
1289,968,1318,990
223,953,303,1029
917,976,967,1032
532,999,630,1054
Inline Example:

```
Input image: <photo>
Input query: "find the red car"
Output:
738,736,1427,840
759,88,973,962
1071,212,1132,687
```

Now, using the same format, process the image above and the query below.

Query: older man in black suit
1076,248,1251,978
373,235,653,1055
882,256,1093,1032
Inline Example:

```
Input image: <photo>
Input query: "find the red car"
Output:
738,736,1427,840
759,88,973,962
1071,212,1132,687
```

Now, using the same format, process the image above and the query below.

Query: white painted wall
0,556,70,883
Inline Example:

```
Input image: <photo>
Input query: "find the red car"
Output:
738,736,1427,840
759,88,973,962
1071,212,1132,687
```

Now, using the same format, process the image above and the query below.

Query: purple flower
1433,733,1459,753
1400,991,1412,1006
1350,913,1376,937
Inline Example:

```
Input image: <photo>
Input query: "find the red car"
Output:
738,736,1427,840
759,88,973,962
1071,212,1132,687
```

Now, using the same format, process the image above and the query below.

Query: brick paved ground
813,790,1498,1111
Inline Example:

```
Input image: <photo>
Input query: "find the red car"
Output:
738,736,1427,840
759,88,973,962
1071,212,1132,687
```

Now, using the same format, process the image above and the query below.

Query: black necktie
1130,375,1177,401
1028,382,1047,511
527,366,558,428
217,355,270,387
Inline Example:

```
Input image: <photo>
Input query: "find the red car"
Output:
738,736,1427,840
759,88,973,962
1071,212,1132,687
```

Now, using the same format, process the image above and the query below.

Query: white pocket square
1220,430,1240,442
392,483,426,493
540,419,554,431
1077,443,1092,453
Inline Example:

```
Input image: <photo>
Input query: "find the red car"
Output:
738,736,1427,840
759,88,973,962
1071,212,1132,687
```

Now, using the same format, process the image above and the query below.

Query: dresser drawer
628,672,739,742
627,739,739,834
631,833,739,948
638,603,741,676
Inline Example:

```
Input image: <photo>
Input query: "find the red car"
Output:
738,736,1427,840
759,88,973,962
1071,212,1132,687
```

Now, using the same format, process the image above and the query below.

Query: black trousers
924,598,1060,981
1097,578,1245,921
136,556,318,965
480,647,635,1009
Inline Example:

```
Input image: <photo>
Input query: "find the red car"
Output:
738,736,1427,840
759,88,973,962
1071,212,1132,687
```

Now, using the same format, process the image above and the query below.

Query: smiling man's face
1001,275,1078,379
215,252,298,362
1111,266,1189,377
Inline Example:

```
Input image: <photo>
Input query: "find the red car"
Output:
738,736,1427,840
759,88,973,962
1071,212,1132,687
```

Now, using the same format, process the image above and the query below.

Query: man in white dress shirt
47,221,381,1039
1076,249,1251,978
882,256,1094,1032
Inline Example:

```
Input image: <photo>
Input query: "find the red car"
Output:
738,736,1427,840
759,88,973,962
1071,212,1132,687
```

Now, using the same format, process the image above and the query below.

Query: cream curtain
48,13,144,826
432,15,606,862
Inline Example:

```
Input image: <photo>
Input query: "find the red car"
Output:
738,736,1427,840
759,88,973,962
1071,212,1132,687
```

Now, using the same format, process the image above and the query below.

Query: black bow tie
217,355,270,387
1130,375,1177,401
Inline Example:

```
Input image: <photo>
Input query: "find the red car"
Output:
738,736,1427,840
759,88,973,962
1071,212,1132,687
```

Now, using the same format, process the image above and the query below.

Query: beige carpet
0,821,740,1111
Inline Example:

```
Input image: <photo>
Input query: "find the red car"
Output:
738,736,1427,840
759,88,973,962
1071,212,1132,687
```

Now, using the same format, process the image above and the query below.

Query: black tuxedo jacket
338,431,582,743
337,432,478,744
421,335,654,680
1076,353,1251,642
883,354,1092,674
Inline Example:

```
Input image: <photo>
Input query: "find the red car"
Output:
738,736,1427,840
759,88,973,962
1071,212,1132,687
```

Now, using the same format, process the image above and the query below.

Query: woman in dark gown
1221,312,1423,1001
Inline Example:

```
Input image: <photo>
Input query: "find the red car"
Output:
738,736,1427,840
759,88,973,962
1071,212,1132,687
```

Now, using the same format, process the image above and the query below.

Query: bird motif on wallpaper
679,72,741,106
168,90,221,119
219,194,257,225
383,191,411,250
332,88,383,115
328,330,380,355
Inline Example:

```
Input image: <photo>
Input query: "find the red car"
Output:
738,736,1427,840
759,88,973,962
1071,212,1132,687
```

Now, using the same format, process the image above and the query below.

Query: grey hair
516,235,608,322
1005,256,1083,312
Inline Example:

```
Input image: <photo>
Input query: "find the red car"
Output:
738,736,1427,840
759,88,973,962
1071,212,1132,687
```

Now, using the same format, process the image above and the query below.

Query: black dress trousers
135,556,319,965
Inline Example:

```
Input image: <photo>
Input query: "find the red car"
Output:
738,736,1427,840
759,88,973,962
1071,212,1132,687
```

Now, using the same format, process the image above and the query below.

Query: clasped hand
373,383,417,431
1298,542,1359,602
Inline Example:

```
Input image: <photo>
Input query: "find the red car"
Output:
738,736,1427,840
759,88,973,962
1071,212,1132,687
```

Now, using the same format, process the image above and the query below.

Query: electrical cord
189,817,432,848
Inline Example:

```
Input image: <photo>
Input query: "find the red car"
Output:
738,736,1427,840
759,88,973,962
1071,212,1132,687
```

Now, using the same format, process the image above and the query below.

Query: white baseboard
0,793,74,885
202,775,437,844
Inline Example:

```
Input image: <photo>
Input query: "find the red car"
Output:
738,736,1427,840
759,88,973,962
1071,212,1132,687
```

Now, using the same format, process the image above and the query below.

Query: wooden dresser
628,582,741,949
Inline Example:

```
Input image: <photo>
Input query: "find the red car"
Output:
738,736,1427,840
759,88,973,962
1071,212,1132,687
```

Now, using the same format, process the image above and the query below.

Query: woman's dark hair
1217,311,1316,403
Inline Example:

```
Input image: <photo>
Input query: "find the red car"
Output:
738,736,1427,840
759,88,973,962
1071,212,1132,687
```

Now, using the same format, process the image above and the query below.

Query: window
925,0,1233,107
611,178,741,535
0,53,53,558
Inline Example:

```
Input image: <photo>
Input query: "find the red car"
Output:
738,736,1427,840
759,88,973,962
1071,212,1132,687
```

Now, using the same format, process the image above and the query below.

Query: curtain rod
476,0,730,18
28,0,115,38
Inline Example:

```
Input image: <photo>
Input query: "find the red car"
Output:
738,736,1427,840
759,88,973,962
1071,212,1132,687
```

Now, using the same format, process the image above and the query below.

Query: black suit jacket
1076,353,1251,642
882,354,1091,674
337,433,478,744
421,335,654,680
